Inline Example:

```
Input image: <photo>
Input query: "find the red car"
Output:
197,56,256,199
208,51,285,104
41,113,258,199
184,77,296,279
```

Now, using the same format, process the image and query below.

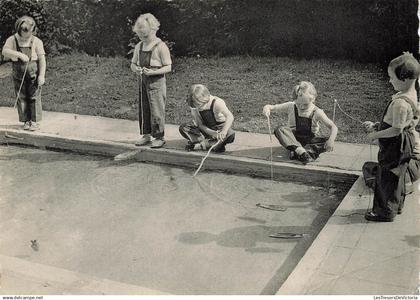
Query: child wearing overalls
263,81,337,164
363,52,420,222
130,13,172,148
179,84,235,152
2,16,46,131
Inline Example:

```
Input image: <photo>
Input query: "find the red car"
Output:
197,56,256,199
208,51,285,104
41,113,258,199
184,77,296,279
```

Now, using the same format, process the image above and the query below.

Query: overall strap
14,35,34,62
293,104,299,122
14,36,21,52
209,98,217,112
137,42,143,66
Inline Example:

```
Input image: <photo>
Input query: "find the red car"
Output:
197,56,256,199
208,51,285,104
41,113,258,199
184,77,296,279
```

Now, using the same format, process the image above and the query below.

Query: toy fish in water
256,203,287,211
269,233,307,239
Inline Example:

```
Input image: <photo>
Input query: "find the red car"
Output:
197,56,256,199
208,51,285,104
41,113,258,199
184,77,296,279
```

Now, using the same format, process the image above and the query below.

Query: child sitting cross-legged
179,84,235,153
263,81,338,164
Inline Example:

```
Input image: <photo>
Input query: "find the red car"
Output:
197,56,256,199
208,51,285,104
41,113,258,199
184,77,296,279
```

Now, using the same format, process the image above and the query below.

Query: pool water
0,145,348,294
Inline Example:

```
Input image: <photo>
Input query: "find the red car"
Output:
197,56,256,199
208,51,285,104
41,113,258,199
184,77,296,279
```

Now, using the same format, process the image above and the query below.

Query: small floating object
256,203,287,211
5,133,24,140
114,150,141,161
30,239,39,251
269,233,306,239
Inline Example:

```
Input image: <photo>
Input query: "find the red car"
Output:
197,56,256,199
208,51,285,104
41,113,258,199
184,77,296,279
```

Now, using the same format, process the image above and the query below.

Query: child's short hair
292,81,317,101
389,52,420,81
187,84,210,108
133,13,160,33
15,16,36,35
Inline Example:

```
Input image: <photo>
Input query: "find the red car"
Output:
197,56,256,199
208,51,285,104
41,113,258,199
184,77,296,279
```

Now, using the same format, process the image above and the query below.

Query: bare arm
317,110,338,151
367,126,402,140
2,37,28,62
213,99,234,141
143,65,171,76
37,54,46,85
263,102,290,117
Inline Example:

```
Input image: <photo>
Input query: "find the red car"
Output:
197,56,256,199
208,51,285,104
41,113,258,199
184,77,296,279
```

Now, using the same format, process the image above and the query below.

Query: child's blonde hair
186,84,211,108
15,16,36,36
292,81,317,101
133,13,160,33
388,52,420,81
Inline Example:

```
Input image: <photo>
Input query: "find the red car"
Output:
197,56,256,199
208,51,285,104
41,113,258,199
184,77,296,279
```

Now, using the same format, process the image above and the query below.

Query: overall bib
12,36,42,122
274,105,327,158
138,41,166,139
179,98,235,152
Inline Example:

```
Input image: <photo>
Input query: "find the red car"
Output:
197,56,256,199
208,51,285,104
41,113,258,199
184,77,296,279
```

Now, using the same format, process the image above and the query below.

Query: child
363,52,420,222
179,84,235,153
130,13,172,148
263,81,337,164
2,16,46,131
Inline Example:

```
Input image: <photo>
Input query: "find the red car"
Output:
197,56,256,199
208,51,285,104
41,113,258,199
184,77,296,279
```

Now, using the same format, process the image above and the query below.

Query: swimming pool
0,145,350,294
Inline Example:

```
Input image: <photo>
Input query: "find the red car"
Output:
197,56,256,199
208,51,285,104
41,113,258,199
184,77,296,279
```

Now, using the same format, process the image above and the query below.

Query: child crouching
179,84,235,152
263,81,337,164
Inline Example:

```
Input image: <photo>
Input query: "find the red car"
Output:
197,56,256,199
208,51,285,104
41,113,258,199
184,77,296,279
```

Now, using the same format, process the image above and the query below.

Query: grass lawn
0,52,393,143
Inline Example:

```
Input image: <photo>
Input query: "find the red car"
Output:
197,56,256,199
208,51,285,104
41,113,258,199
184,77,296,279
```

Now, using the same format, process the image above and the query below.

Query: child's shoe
213,145,226,153
29,122,40,131
23,121,30,130
289,151,297,160
185,142,195,151
150,138,165,148
364,211,393,222
135,135,151,146
297,152,313,165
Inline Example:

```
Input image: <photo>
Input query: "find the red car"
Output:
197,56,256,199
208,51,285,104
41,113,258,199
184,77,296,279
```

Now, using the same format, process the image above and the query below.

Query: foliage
0,0,418,62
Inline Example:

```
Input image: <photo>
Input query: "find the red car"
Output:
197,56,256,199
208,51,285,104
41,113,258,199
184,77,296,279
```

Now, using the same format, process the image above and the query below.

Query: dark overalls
12,36,42,122
274,105,327,159
371,100,419,219
179,98,235,152
137,41,166,139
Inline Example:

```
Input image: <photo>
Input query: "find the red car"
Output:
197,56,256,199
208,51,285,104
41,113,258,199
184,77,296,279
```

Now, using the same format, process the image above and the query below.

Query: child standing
363,52,420,222
179,84,235,153
2,16,46,131
130,13,172,148
263,81,337,164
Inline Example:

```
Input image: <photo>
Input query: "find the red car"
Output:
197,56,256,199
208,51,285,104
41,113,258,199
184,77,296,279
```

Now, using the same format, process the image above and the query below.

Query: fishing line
193,140,221,177
266,114,274,184
139,68,144,136
5,62,29,146
333,98,364,125
332,98,375,217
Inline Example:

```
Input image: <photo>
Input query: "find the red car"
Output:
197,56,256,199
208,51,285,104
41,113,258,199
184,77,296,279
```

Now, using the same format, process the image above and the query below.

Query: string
266,114,274,184
193,140,221,177
13,62,29,109
333,99,364,125
5,62,29,146
139,70,144,136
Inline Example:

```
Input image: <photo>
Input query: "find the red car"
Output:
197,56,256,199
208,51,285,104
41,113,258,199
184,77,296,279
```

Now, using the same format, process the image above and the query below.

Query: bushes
0,0,417,63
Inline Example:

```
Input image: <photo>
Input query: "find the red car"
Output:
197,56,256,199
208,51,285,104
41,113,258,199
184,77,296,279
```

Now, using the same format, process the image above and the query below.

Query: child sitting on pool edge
179,84,235,153
263,81,337,164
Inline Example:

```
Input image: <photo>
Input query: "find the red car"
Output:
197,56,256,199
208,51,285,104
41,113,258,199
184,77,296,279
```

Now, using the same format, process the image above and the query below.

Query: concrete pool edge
0,128,359,188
